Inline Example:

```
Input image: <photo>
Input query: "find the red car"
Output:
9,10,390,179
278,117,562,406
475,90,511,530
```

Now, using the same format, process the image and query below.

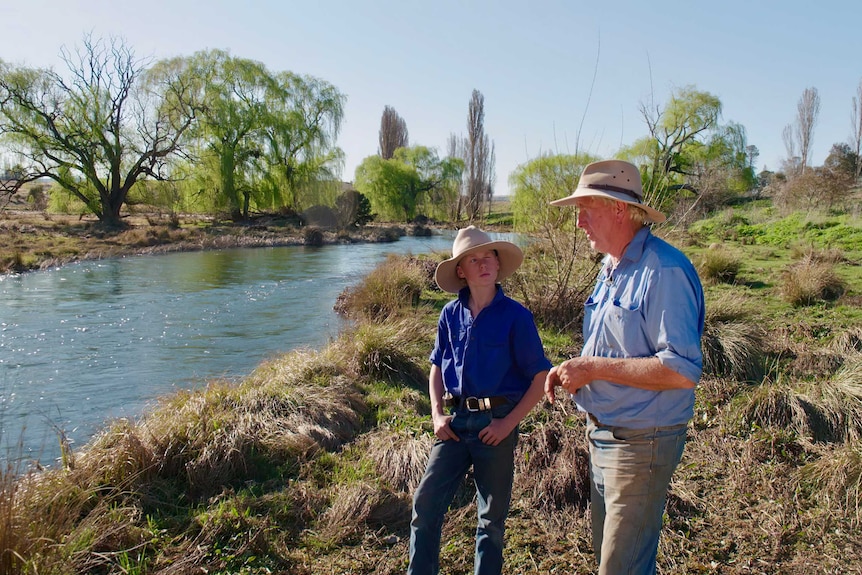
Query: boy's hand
479,418,515,446
432,412,459,441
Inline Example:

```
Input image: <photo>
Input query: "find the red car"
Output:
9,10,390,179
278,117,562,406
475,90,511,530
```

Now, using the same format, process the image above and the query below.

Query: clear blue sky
3,0,861,196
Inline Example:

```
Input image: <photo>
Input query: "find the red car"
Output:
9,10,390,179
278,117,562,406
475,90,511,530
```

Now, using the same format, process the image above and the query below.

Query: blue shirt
574,227,705,428
430,286,552,403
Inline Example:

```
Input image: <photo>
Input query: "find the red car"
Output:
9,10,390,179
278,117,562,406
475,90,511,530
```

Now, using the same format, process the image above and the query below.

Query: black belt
443,395,508,412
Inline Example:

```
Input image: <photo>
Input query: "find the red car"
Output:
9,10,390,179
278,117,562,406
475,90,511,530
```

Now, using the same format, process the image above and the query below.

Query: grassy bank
2,201,862,574
0,210,422,274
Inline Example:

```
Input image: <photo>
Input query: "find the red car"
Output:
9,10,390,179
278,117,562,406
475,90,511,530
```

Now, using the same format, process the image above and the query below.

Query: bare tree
463,89,494,221
378,105,408,160
795,87,820,173
782,124,800,175
485,142,496,218
447,132,464,220
0,34,198,226
851,79,862,182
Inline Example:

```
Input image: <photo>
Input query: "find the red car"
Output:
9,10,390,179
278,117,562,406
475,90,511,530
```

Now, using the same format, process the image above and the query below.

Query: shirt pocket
594,289,647,355
477,334,510,389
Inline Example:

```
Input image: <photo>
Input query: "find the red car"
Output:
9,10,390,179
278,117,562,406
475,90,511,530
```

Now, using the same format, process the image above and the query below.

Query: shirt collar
457,284,505,306
616,226,651,267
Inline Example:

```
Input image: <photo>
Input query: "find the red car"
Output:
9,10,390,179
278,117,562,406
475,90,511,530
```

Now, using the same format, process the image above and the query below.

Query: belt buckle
464,396,486,412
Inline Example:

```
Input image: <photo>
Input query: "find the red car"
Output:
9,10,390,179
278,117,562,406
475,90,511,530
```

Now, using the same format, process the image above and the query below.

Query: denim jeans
587,419,687,575
408,404,517,575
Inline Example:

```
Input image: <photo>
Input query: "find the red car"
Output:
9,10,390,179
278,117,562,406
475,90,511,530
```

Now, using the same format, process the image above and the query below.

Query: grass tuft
697,244,741,284
701,292,767,382
334,254,428,321
780,253,845,306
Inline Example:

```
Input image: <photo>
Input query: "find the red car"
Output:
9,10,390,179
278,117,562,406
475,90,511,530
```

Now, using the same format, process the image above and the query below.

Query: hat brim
434,240,524,293
550,188,666,223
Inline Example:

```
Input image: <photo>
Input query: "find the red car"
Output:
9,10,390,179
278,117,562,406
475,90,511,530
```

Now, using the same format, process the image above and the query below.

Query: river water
0,232,471,467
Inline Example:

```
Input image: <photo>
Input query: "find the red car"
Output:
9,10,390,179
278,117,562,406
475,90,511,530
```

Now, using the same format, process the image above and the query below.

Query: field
1,198,862,574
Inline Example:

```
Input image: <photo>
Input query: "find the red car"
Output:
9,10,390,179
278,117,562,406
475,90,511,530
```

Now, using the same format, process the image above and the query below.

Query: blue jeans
408,404,517,575
587,419,687,575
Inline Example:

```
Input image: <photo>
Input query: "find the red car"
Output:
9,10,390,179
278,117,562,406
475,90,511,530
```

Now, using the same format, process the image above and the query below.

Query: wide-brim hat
435,226,524,293
549,159,666,223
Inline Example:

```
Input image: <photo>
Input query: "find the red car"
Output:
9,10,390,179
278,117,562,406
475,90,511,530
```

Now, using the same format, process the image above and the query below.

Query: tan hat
549,159,666,223
435,226,524,293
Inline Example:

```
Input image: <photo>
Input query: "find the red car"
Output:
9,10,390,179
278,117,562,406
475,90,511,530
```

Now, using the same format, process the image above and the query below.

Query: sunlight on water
0,232,468,466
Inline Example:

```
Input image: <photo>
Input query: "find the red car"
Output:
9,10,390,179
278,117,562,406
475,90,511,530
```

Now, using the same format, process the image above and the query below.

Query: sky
3,0,861,197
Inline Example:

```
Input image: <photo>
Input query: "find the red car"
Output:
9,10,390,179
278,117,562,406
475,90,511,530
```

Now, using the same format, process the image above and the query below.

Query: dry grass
798,441,862,527
0,464,23,575
697,244,742,284
333,254,428,321
340,317,432,390
514,406,591,514
360,429,433,493
701,292,767,382
780,253,846,306
734,356,862,445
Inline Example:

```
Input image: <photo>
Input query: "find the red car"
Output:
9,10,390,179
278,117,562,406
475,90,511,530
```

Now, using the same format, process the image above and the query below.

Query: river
0,232,477,467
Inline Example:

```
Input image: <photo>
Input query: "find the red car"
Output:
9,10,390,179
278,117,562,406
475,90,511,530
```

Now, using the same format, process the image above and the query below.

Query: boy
408,226,551,575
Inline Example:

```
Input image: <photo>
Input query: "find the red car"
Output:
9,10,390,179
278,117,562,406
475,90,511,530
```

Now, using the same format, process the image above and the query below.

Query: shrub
509,232,600,333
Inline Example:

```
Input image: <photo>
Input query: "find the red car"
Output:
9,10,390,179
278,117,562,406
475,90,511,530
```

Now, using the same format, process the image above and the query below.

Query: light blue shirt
573,227,705,428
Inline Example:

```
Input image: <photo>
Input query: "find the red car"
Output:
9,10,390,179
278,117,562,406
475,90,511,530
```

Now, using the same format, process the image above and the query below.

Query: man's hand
545,359,594,404
432,412,459,441
544,366,563,404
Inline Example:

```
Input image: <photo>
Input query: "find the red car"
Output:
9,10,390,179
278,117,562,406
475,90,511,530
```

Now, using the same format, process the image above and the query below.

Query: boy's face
456,249,500,288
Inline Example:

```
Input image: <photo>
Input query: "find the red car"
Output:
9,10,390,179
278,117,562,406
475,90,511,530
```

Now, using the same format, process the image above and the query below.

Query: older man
545,159,705,575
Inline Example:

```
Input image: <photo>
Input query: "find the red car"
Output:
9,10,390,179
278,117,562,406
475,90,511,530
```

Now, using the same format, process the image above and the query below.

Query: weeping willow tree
621,85,754,219
258,71,345,214
354,146,462,222
166,50,345,220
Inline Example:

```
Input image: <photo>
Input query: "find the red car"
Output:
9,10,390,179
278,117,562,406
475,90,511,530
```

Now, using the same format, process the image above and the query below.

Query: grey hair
591,197,649,226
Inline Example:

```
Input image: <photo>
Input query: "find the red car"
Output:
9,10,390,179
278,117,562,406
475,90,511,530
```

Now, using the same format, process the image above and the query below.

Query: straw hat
434,226,524,293
549,159,666,223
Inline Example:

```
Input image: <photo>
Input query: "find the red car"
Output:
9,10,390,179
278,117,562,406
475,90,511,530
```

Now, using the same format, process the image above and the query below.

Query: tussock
798,441,862,527
697,245,741,284
735,365,862,444
701,293,766,382
361,429,433,493
334,254,427,320
780,254,845,306
316,481,409,545
831,326,862,355
515,407,590,513
342,318,431,389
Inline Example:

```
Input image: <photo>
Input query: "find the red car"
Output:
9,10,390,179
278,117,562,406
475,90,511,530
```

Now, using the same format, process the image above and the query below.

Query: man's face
575,196,619,253
456,249,500,288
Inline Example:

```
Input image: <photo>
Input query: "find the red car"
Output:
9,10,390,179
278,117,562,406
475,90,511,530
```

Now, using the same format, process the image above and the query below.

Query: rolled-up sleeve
648,266,705,384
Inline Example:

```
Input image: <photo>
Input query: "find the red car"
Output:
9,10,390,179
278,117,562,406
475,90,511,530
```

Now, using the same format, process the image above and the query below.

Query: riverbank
0,209,432,274
4,202,862,573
